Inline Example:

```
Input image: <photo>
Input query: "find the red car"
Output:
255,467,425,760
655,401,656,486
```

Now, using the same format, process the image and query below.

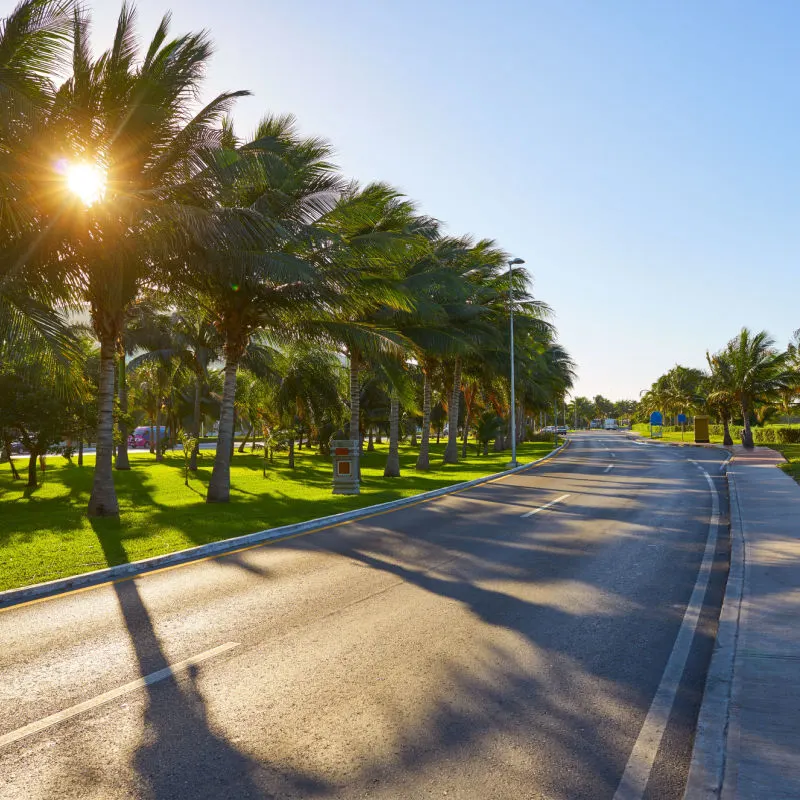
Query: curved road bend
0,432,729,800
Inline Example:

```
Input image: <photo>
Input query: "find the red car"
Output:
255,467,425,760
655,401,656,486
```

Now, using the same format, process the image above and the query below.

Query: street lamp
507,257,525,467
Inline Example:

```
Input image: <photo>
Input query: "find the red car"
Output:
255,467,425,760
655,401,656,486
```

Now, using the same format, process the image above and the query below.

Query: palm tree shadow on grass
91,521,329,799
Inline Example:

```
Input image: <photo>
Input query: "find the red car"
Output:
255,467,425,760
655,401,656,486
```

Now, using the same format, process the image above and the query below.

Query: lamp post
507,257,525,467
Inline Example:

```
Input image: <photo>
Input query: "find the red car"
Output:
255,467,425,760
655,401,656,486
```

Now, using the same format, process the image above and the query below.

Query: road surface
0,432,729,799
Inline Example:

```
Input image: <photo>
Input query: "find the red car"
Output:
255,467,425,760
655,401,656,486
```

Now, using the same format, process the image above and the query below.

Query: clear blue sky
93,1,800,401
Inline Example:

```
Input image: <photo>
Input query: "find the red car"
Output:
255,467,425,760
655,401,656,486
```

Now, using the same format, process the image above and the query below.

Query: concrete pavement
0,433,729,799
685,446,800,799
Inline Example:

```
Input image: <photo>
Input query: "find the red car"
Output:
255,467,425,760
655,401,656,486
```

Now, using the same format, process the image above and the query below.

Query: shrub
776,427,800,444
527,431,557,443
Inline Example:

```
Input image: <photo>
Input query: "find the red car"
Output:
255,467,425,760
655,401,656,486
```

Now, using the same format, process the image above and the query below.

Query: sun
66,162,106,206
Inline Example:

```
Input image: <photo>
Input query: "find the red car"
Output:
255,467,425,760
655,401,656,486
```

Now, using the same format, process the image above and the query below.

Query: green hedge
708,425,800,444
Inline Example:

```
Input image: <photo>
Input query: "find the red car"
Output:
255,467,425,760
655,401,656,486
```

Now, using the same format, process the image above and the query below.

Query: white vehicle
604,418,618,430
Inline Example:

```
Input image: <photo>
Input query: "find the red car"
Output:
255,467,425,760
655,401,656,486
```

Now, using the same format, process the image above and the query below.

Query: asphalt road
0,432,730,800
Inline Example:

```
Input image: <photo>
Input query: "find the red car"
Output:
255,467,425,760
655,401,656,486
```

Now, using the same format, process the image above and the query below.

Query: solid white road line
520,493,570,518
0,642,240,750
604,464,615,473
612,460,720,800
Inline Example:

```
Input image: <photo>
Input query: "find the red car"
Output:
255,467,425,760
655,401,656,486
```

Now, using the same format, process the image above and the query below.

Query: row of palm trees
0,1,575,514
639,328,800,447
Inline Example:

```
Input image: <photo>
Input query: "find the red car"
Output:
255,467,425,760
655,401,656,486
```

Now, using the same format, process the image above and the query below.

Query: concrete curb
0,439,569,610
682,463,745,799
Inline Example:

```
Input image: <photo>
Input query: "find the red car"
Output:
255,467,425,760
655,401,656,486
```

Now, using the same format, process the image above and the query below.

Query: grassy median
0,440,555,592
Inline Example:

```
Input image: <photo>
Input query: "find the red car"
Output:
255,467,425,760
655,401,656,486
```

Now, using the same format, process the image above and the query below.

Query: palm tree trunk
88,336,120,517
443,357,461,464
78,437,84,467
741,402,754,448
190,377,201,471
461,406,471,459
238,423,251,453
349,349,360,442
288,436,295,469
3,437,20,480
483,440,489,456
722,415,733,447
375,428,382,444
26,451,37,488
384,393,401,477
155,407,163,462
115,354,130,470
416,367,432,471
207,355,239,503
367,428,374,451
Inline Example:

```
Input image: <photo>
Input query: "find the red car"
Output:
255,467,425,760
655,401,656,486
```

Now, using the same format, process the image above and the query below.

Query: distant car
9,441,24,454
556,426,568,434
129,426,169,448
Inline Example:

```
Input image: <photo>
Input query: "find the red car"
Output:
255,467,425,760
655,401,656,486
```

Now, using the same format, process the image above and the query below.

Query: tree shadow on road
93,524,330,799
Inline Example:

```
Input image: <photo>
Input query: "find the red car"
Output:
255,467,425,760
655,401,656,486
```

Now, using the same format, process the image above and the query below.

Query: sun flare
66,162,106,206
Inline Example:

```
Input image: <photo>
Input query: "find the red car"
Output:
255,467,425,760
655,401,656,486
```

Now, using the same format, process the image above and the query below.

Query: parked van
603,419,618,430
128,426,169,448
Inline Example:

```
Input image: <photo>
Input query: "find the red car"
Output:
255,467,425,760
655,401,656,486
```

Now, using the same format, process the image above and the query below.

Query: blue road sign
677,413,688,425
649,411,664,426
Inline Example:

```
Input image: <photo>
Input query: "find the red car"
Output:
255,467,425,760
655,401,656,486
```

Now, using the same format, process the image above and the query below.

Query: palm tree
380,234,483,471
439,238,516,464
42,6,250,516
569,396,594,429
187,114,344,502
475,410,504,456
705,351,737,446
723,328,792,448
0,0,79,372
274,345,345,467
317,182,425,450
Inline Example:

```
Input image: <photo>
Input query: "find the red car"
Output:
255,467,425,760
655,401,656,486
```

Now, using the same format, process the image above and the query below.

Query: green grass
630,424,725,444
773,444,800,483
0,440,555,592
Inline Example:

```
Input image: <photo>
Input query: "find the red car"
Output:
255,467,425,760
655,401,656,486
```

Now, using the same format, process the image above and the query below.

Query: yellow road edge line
2,439,571,614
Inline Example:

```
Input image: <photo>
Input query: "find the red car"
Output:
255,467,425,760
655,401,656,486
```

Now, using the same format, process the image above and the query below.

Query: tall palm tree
42,5,250,515
723,328,792,448
187,114,343,503
0,0,78,371
439,238,515,464
317,182,425,449
705,351,737,446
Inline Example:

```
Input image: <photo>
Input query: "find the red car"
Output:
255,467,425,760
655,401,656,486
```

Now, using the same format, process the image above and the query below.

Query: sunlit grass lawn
774,444,800,483
0,440,555,592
